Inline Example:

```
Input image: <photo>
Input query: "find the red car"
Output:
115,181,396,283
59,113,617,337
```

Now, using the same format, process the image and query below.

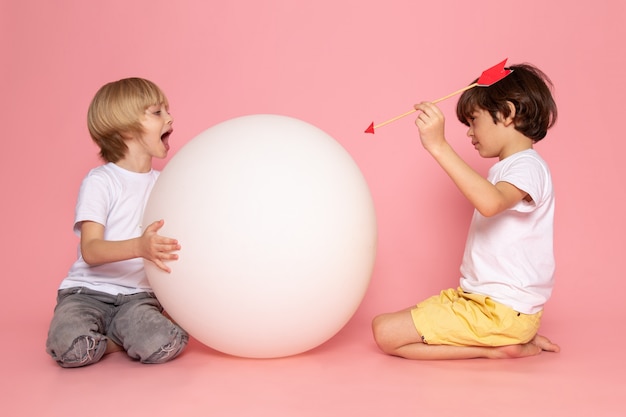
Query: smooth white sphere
143,114,377,358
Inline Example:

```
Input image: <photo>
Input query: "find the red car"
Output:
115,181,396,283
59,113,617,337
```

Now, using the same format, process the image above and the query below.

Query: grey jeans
46,287,188,368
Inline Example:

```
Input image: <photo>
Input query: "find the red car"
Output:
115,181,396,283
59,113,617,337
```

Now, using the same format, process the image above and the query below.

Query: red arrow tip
477,58,512,86
365,122,375,134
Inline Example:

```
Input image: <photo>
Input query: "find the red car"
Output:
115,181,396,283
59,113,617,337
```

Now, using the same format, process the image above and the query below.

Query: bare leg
372,309,560,360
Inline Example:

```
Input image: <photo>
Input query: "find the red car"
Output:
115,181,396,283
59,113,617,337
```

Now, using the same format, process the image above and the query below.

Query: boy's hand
414,102,446,153
140,219,180,273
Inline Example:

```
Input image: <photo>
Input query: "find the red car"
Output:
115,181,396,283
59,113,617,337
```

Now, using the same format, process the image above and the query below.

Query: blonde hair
87,78,169,162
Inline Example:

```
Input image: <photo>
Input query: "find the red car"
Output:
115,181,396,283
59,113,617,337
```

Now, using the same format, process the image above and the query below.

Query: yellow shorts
410,288,542,347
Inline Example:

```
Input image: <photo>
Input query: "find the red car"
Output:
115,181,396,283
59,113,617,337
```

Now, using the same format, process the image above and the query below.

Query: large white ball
143,114,377,358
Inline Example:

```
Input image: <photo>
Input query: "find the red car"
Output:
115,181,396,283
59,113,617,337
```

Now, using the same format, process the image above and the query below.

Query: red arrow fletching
476,58,512,86
365,122,375,134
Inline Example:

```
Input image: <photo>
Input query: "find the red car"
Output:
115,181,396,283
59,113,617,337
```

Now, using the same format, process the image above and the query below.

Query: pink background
2,0,625,415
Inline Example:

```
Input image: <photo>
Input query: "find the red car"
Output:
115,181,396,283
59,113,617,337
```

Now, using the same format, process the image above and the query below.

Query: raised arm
414,102,527,217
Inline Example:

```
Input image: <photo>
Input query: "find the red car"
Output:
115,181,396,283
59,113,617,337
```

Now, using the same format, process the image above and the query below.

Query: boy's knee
49,335,107,368
142,328,189,364
371,315,386,347
371,314,397,354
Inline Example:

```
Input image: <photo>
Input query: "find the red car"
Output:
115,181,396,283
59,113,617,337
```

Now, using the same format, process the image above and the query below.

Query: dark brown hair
456,63,557,142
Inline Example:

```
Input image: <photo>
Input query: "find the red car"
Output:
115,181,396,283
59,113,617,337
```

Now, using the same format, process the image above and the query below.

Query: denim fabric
46,287,188,368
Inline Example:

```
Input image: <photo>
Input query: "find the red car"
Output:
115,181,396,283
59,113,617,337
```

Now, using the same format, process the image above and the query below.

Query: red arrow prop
365,59,512,134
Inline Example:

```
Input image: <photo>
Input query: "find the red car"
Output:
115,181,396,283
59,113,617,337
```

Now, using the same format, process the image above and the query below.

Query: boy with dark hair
372,64,560,360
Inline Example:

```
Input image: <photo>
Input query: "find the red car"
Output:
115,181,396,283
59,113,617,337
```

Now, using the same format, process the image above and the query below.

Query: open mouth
161,131,172,151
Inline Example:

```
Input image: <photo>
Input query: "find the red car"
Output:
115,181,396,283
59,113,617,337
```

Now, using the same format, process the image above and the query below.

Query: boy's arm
414,102,527,217
80,219,180,273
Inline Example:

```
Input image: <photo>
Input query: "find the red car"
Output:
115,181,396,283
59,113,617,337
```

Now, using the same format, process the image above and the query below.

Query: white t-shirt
59,163,159,295
459,149,555,314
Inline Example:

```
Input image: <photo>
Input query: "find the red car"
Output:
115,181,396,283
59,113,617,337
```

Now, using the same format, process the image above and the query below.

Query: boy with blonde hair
46,78,188,367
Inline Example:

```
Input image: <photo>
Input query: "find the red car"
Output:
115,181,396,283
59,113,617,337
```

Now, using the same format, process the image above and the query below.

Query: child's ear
120,130,139,141
502,101,516,127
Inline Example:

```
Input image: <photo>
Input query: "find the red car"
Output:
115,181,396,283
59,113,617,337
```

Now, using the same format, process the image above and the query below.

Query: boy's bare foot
105,339,123,354
531,334,560,353
493,334,560,358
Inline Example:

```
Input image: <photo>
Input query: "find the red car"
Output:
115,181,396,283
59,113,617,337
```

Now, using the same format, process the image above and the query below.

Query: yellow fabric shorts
410,288,542,347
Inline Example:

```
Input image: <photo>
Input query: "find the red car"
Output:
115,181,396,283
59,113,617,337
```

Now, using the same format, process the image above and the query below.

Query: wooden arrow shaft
373,82,478,130
431,82,478,105
373,108,419,130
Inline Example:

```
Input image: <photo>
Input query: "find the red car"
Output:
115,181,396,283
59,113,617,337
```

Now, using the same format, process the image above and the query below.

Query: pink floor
4,308,624,416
